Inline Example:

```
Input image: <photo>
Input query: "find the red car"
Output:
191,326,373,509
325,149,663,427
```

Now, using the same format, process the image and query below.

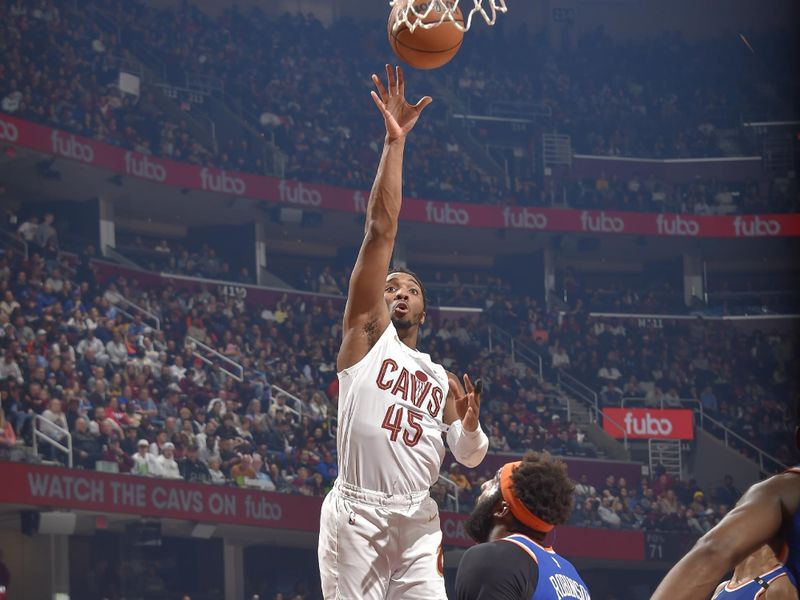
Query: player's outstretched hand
370,64,432,142
453,374,482,432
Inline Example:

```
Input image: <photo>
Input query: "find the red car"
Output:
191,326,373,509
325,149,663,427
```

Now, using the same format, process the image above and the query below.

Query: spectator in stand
156,442,181,479
713,475,741,508
72,416,101,469
180,444,211,484
133,439,162,476
231,453,257,486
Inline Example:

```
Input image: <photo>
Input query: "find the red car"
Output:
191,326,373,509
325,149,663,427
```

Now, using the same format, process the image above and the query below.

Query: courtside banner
603,408,695,440
2,113,799,238
0,463,647,559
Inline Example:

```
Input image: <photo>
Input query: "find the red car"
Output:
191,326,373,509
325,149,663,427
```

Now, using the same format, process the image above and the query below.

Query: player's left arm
765,575,799,600
652,473,800,600
444,371,488,468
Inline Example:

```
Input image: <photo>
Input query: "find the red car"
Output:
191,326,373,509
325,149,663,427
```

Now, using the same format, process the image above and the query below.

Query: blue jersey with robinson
712,565,795,600
502,534,590,600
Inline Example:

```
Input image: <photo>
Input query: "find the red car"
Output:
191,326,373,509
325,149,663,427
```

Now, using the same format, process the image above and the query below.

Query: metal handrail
185,335,244,382
269,384,304,418
0,228,28,259
107,290,161,331
621,397,702,411
437,474,460,514
620,396,786,473
557,370,628,450
32,414,73,468
487,326,544,381
697,408,787,474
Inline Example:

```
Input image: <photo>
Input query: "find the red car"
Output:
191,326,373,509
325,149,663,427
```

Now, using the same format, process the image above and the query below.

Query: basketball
388,1,465,70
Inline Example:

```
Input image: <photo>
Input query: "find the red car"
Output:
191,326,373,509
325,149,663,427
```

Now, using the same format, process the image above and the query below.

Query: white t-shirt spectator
597,365,622,382
133,451,163,477
106,339,128,366
157,454,182,479
0,356,23,384
17,219,38,242
551,347,570,369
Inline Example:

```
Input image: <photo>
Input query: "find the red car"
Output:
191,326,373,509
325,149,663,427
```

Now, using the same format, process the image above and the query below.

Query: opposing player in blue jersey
455,451,590,600
653,398,800,600
711,544,797,600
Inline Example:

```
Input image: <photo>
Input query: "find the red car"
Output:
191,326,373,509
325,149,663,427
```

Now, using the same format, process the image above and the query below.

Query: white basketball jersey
337,322,448,495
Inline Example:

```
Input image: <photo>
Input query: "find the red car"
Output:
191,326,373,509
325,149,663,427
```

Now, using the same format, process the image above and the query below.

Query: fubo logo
603,408,694,440
580,211,624,233
200,168,246,195
278,180,322,206
51,131,94,163
425,202,469,225
502,207,548,230
623,411,673,436
656,214,699,236
733,216,780,237
0,119,19,142
124,152,166,182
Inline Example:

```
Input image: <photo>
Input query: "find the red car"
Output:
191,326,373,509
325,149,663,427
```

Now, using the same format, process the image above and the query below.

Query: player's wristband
447,419,489,468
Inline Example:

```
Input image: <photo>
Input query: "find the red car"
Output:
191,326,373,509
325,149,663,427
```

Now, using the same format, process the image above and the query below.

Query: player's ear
494,500,510,519
419,311,426,327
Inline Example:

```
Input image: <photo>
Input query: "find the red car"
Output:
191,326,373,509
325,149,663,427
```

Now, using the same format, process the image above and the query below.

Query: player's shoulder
462,539,540,571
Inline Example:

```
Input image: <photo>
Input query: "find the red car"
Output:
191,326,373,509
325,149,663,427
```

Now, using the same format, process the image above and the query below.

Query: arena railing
557,369,629,450
269,385,304,419
621,397,702,411
0,228,28,260
32,415,73,468
696,409,787,475
185,335,244,383
619,396,786,474
437,474,460,514
487,325,544,382
107,290,161,331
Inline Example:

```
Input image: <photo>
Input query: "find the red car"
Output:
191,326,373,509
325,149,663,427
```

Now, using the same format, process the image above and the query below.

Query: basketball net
389,0,508,33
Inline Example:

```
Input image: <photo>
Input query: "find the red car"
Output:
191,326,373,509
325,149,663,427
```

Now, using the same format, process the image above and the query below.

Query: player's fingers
414,96,433,112
370,91,388,114
372,74,389,102
463,373,473,394
397,65,405,96
386,64,396,96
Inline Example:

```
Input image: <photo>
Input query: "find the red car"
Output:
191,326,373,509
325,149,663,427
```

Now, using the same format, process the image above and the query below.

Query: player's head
465,451,575,544
385,267,427,331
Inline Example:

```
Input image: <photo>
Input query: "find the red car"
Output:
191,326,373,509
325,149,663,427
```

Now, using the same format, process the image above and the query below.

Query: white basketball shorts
318,480,446,600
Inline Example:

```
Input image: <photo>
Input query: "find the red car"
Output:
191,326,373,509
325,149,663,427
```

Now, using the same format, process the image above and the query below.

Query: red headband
500,461,555,533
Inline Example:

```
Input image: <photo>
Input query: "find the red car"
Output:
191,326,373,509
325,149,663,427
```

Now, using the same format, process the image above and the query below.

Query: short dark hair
511,451,575,528
386,266,427,311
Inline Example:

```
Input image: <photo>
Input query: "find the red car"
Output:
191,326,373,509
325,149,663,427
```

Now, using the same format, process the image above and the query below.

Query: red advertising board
2,112,798,238
603,408,695,440
0,462,645,560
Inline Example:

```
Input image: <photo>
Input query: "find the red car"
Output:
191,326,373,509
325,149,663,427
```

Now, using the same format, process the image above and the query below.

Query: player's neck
395,326,419,350
730,557,780,585
489,525,546,545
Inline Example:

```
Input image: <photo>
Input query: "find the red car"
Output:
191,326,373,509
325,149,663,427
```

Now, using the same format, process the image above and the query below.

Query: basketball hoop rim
389,0,508,33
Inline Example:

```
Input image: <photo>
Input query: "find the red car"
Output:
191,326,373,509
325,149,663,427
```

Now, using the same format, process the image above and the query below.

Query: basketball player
317,65,489,600
711,545,797,600
455,451,590,600
652,399,800,600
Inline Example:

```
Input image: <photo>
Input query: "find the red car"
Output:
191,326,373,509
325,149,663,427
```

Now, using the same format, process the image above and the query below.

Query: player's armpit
765,574,800,600
455,540,537,600
653,473,799,600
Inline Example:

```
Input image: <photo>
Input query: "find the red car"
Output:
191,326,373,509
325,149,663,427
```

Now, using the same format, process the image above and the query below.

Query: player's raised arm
652,473,800,600
338,65,432,372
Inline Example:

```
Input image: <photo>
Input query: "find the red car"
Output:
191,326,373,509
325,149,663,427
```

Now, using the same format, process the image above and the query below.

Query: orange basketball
388,1,465,70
